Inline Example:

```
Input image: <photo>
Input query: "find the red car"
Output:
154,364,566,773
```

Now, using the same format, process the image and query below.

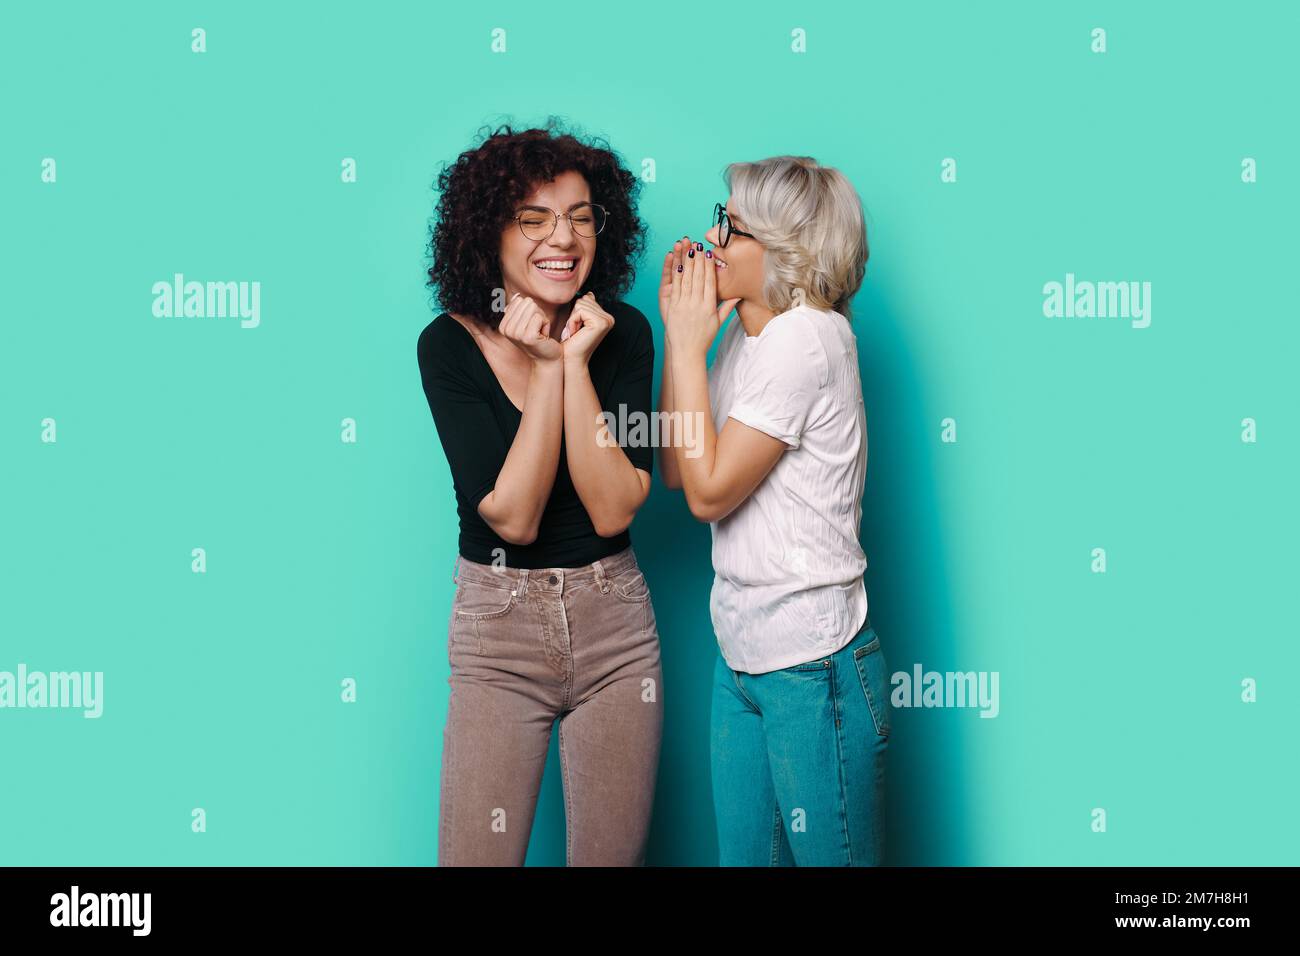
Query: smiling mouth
534,257,578,279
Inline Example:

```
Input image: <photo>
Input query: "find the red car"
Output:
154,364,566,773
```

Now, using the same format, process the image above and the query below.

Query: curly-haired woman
417,123,661,866
658,156,889,866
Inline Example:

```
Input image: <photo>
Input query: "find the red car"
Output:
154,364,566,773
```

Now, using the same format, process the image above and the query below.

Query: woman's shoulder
750,306,833,386
760,304,851,350
417,312,473,370
764,303,822,335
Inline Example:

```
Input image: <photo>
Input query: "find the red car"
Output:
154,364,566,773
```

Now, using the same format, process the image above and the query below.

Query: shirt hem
720,629,860,675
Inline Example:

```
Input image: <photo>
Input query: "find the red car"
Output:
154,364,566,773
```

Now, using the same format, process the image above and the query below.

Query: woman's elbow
502,530,538,547
592,511,635,538
686,494,725,523
490,519,539,546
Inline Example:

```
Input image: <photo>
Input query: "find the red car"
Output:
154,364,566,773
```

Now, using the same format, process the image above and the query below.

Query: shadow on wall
522,276,971,866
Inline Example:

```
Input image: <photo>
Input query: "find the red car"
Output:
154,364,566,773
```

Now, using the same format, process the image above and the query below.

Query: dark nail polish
696,242,704,251
705,250,712,259
688,249,694,258
676,264,683,272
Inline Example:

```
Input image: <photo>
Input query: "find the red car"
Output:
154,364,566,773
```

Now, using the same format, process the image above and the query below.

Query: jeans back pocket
852,628,891,737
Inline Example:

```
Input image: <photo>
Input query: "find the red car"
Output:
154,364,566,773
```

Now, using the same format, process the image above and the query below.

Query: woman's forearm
657,338,684,490
477,359,564,545
563,359,650,537
669,346,721,514
669,341,789,523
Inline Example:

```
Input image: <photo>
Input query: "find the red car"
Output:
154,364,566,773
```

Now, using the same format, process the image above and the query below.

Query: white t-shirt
706,303,869,674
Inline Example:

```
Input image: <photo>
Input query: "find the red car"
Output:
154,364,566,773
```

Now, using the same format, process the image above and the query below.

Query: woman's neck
737,298,778,338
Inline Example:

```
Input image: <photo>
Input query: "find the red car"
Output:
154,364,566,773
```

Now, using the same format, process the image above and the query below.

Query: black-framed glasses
512,202,607,241
714,202,755,247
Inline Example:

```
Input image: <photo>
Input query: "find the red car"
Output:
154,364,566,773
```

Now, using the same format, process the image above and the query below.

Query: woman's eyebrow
516,201,592,211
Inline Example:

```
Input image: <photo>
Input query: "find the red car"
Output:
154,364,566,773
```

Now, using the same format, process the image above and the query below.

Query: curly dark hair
426,119,646,326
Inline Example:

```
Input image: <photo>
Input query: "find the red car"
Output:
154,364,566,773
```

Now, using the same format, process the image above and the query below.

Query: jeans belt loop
593,560,610,594
518,568,529,600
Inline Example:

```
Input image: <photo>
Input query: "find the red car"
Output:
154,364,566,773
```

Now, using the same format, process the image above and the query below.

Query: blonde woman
658,156,889,865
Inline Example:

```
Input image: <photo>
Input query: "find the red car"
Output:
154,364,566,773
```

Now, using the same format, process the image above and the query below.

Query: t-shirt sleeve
726,312,827,449
417,317,509,508
603,303,655,475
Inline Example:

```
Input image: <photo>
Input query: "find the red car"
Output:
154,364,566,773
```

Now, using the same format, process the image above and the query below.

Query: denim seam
559,598,573,711
559,721,573,866
538,598,554,674
730,670,759,714
830,657,854,866
439,727,455,866
770,804,783,867
445,611,455,666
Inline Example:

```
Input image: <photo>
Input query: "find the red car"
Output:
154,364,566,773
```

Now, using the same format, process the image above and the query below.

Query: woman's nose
547,218,577,245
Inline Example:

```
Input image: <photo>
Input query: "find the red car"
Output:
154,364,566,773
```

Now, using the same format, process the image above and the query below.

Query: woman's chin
526,284,576,306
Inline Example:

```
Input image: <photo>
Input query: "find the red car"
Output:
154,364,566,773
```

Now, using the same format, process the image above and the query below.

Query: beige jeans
437,546,663,866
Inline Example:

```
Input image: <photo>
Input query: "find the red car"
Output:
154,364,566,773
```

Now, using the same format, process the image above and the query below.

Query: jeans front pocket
610,566,651,604
451,580,518,655
852,628,891,737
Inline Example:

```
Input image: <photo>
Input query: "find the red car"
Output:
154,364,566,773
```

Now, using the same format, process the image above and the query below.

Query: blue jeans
710,620,890,866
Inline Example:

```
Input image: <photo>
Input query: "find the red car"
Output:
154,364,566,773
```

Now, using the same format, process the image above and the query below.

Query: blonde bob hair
723,155,868,317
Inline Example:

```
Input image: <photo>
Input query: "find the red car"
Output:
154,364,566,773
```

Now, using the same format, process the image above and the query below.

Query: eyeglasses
512,202,608,241
713,202,755,248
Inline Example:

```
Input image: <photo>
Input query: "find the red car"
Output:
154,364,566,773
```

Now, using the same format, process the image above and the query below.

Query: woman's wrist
669,341,706,375
530,355,566,379
562,354,593,379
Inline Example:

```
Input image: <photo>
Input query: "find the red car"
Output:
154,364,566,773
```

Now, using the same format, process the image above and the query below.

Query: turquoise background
2,0,1296,865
